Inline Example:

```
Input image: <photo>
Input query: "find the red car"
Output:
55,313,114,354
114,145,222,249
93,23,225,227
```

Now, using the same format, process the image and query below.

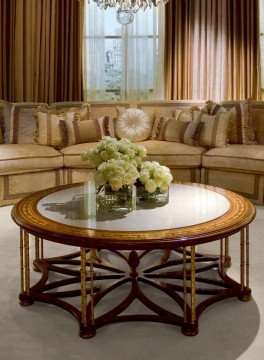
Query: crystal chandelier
87,1,170,25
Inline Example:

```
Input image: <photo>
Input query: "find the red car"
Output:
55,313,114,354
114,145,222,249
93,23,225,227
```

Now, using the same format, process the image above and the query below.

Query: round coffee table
11,182,256,338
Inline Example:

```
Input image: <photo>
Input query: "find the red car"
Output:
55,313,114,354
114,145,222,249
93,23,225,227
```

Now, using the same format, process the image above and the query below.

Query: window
83,3,165,101
260,0,264,99
104,9,122,100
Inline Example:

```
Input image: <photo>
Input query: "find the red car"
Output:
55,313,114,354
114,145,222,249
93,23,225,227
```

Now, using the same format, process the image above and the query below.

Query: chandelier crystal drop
87,0,170,25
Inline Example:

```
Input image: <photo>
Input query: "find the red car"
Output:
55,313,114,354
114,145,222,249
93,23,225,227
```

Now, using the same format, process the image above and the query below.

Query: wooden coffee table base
19,229,251,339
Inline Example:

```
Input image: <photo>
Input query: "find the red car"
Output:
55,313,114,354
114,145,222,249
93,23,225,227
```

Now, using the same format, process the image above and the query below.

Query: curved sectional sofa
1,100,264,206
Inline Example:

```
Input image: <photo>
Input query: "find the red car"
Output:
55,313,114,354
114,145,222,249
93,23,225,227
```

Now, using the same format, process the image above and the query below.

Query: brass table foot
79,325,96,339
238,288,252,302
181,322,199,336
19,293,34,306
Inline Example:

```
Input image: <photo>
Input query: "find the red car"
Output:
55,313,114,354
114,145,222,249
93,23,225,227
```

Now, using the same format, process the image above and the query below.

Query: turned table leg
182,245,199,336
238,226,252,301
19,229,34,306
79,248,96,338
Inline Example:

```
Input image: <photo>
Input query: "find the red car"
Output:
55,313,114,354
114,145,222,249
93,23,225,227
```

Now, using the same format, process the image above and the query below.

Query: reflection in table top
37,182,231,232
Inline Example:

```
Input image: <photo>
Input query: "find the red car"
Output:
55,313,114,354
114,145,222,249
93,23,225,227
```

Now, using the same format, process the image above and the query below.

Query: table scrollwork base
18,229,251,338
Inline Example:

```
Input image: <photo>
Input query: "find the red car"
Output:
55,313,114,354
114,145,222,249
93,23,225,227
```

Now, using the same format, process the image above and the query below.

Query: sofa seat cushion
61,143,97,168
61,140,206,169
0,144,63,175
202,145,264,173
136,141,206,167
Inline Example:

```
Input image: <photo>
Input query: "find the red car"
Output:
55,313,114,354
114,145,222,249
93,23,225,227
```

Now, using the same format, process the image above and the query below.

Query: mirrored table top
37,182,231,232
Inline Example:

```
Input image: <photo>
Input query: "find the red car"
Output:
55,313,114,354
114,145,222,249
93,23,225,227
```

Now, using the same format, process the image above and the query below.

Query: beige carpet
0,205,263,360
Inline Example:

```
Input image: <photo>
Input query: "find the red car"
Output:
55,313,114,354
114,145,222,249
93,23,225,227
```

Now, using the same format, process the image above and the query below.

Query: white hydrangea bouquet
82,137,172,210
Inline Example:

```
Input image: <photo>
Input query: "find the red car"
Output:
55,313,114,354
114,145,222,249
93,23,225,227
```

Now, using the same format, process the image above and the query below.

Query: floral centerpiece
82,136,147,170
137,161,173,203
82,137,146,211
94,159,139,191
82,137,173,210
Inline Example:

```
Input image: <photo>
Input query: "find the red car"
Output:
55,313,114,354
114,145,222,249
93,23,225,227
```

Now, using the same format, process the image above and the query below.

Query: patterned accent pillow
194,111,231,148
59,117,109,147
115,107,153,142
201,99,256,144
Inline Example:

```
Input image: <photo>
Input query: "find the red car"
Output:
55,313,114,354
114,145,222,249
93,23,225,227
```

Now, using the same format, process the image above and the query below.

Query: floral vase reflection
136,183,169,205
42,193,132,222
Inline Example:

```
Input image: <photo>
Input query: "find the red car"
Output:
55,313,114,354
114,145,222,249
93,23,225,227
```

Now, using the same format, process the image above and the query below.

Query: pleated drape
0,0,84,103
165,0,261,101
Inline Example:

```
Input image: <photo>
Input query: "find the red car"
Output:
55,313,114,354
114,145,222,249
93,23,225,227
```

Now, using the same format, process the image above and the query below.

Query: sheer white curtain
83,4,165,101
121,6,165,100
83,2,106,100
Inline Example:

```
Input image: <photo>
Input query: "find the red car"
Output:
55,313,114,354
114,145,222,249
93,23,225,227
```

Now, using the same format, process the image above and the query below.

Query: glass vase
96,184,136,212
136,184,169,205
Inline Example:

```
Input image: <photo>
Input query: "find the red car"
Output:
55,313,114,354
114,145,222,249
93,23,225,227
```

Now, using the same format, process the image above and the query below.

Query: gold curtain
165,0,261,101
0,0,84,103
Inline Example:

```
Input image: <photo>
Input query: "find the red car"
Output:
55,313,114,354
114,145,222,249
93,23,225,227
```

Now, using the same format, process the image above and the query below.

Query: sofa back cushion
10,103,49,144
137,100,205,120
0,101,48,144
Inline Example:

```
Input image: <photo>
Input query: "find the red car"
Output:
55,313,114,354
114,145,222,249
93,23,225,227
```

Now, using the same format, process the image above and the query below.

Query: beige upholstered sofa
0,100,264,206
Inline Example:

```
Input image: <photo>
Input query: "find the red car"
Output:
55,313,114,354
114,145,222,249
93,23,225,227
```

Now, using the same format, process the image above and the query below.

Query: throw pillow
115,107,153,142
201,99,256,144
153,113,191,142
59,117,109,147
150,107,202,146
36,111,71,147
194,111,231,148
35,105,90,147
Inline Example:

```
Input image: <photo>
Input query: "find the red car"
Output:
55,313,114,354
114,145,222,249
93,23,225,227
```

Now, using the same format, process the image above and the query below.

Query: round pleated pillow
115,107,152,142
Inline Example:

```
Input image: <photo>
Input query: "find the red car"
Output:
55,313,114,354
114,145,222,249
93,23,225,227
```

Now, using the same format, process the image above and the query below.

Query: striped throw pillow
35,106,90,147
151,107,203,146
201,99,256,144
194,111,231,148
59,117,109,147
